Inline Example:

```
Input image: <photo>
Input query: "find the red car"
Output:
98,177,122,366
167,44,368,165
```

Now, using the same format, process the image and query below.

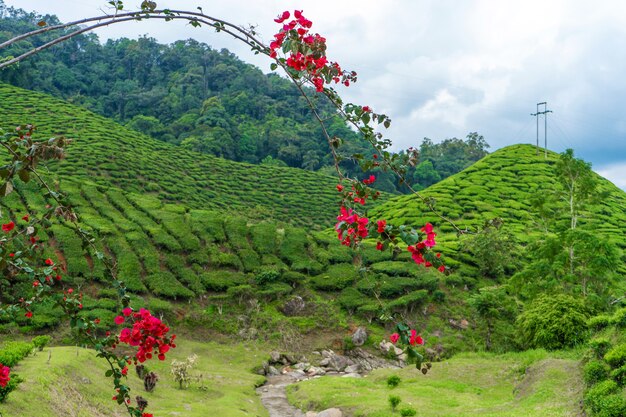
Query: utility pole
530,102,552,158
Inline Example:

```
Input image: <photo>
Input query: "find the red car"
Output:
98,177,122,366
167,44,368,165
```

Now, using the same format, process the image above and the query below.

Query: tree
516,293,589,350
468,286,517,351
515,149,620,305
463,219,519,279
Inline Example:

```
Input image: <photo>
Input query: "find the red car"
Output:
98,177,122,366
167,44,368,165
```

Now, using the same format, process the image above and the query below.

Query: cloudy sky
4,0,626,189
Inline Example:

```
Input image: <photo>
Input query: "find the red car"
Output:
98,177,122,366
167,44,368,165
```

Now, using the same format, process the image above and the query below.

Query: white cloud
597,163,626,191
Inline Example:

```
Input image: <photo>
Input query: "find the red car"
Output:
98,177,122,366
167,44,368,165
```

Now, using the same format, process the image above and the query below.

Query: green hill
0,82,372,230
369,144,626,258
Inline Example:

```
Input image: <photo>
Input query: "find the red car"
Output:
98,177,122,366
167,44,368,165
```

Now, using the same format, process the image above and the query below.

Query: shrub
594,395,626,417
311,264,358,291
254,268,281,286
387,374,401,388
589,338,612,360
201,271,248,291
143,371,159,392
516,293,588,350
605,344,626,368
610,365,626,386
585,380,619,414
584,360,610,385
171,354,198,389
588,315,611,330
400,408,417,417
387,290,429,314
282,271,306,286
611,308,626,327
338,288,366,313
388,395,401,411
257,282,292,301
32,335,52,351
0,342,34,367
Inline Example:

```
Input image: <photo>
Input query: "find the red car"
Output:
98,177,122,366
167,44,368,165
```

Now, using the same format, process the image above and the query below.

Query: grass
287,349,585,417
0,338,269,417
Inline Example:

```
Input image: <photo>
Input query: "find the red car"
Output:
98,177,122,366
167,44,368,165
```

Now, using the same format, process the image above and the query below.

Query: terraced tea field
0,82,384,229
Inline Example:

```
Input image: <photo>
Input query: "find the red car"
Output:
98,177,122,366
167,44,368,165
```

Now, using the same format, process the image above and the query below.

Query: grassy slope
288,350,584,417
369,144,626,267
0,82,379,229
0,339,268,417
0,343,584,417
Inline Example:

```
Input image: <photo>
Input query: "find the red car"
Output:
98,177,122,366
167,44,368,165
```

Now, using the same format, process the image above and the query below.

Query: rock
351,327,368,346
293,362,309,370
282,296,306,316
344,364,361,374
306,412,318,417
328,353,354,372
267,366,280,376
269,351,281,364
317,408,343,417
283,353,297,365
319,357,331,367
81,377,91,384
341,373,361,378
379,340,394,354
306,366,326,377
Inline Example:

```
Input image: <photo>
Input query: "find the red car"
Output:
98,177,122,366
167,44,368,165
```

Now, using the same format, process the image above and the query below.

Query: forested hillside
0,1,489,193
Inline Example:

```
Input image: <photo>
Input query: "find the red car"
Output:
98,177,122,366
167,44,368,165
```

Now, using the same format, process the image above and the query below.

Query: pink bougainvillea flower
114,316,125,325
44,258,54,266
389,333,400,344
376,241,383,251
122,307,133,317
377,219,387,234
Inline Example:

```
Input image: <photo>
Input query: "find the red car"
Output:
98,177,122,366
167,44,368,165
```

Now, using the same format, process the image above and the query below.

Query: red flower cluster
335,206,369,247
406,222,443,272
421,223,437,247
407,242,427,265
0,364,10,387
389,330,424,346
270,10,353,91
362,175,376,185
2,221,14,233
116,308,176,363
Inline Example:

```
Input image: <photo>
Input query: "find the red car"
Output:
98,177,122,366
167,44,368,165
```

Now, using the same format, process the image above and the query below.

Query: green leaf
270,63,278,71
105,369,113,377
18,169,29,183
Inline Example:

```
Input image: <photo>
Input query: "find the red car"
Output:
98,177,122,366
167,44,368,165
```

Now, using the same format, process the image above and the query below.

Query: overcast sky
4,0,626,189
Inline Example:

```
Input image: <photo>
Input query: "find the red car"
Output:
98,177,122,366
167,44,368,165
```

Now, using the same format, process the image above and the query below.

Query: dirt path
257,374,307,417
